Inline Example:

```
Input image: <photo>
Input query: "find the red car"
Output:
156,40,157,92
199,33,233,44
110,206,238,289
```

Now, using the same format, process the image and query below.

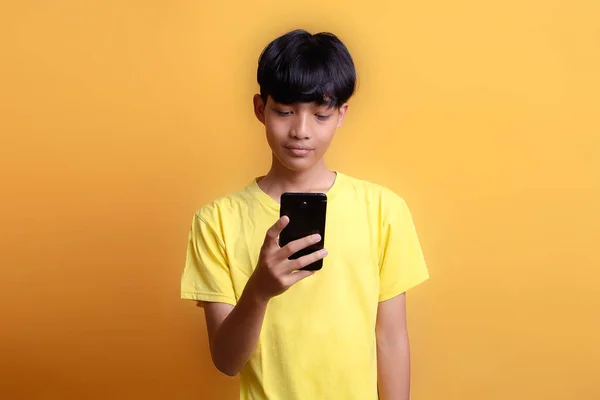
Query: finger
277,233,321,261
276,233,321,261
283,248,328,273
285,269,315,286
263,216,289,249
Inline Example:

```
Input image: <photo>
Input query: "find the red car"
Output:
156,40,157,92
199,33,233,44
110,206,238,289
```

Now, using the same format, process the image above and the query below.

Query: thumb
264,215,290,249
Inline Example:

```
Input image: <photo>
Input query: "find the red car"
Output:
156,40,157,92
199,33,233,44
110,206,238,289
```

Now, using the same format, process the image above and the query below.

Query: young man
181,29,429,400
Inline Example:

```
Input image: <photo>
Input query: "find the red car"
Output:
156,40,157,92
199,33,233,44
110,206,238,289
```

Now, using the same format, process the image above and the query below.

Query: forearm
209,281,268,376
377,331,411,400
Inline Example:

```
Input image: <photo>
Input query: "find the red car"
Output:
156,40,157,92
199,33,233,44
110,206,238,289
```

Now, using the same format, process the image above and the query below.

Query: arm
203,282,268,376
376,293,411,400
203,216,326,376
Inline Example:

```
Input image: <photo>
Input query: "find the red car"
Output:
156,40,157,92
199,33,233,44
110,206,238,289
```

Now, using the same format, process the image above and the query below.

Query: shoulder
339,173,408,212
194,184,255,225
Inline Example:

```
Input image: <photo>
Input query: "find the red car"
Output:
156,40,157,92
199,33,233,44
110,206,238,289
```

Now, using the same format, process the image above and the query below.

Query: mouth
284,146,314,156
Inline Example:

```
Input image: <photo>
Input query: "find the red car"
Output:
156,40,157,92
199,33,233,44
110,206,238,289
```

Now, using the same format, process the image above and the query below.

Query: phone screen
279,192,327,271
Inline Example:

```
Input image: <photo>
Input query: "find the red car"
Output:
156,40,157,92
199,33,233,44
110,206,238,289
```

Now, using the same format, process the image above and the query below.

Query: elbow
211,354,240,377
215,363,239,377
209,337,242,376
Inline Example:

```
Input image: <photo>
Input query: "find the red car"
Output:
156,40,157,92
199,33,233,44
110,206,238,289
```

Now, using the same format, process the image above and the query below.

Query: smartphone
279,192,327,271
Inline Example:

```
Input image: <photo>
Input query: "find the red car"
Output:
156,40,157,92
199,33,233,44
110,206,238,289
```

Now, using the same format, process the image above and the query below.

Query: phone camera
300,201,308,209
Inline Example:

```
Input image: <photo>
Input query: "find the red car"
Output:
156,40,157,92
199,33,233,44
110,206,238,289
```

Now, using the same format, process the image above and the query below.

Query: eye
315,114,331,121
275,110,292,116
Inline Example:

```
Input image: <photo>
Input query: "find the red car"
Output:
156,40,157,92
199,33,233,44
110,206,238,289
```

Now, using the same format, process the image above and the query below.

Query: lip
285,146,313,156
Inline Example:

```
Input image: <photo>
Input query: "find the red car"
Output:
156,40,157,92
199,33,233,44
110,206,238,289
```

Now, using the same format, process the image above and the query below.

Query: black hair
257,29,356,108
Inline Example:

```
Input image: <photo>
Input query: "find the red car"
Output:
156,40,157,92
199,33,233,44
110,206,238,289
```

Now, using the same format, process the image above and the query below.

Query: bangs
263,53,336,107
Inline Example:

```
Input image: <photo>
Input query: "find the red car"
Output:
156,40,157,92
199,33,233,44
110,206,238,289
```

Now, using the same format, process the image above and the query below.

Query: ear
253,94,266,125
336,103,349,128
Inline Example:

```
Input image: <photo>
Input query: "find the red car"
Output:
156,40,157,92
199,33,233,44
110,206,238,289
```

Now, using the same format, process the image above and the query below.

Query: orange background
1,1,599,399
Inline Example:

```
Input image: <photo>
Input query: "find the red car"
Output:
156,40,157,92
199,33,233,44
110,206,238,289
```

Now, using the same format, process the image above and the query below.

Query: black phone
279,192,327,271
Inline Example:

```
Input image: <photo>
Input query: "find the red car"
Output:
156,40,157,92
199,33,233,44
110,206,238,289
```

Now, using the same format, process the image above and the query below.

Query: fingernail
313,234,321,242
321,249,328,256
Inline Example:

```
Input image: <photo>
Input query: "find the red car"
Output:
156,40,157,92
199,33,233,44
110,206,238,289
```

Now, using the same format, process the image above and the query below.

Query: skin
252,94,347,199
202,94,410,399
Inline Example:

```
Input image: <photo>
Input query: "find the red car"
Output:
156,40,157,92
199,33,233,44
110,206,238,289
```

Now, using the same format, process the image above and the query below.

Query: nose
289,113,310,139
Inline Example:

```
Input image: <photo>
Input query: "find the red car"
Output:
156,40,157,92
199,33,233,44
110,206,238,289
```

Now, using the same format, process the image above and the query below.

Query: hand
246,216,328,303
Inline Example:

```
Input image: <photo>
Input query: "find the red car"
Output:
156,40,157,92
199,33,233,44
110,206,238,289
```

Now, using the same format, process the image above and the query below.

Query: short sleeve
180,213,237,306
378,196,429,302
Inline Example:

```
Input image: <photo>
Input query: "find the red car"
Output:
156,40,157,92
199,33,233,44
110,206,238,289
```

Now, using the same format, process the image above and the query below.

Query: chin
277,155,317,172
284,161,315,173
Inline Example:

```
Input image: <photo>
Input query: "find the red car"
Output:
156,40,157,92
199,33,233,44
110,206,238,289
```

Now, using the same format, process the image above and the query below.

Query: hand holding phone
247,215,328,303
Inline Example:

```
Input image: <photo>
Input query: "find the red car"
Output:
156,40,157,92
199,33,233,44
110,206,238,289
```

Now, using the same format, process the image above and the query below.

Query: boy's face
253,95,348,172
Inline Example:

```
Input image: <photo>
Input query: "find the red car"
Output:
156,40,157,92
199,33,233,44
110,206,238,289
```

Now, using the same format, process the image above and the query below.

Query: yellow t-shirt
181,172,429,400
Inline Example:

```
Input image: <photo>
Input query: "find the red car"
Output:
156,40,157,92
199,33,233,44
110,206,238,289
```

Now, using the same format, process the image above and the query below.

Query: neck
257,156,336,201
